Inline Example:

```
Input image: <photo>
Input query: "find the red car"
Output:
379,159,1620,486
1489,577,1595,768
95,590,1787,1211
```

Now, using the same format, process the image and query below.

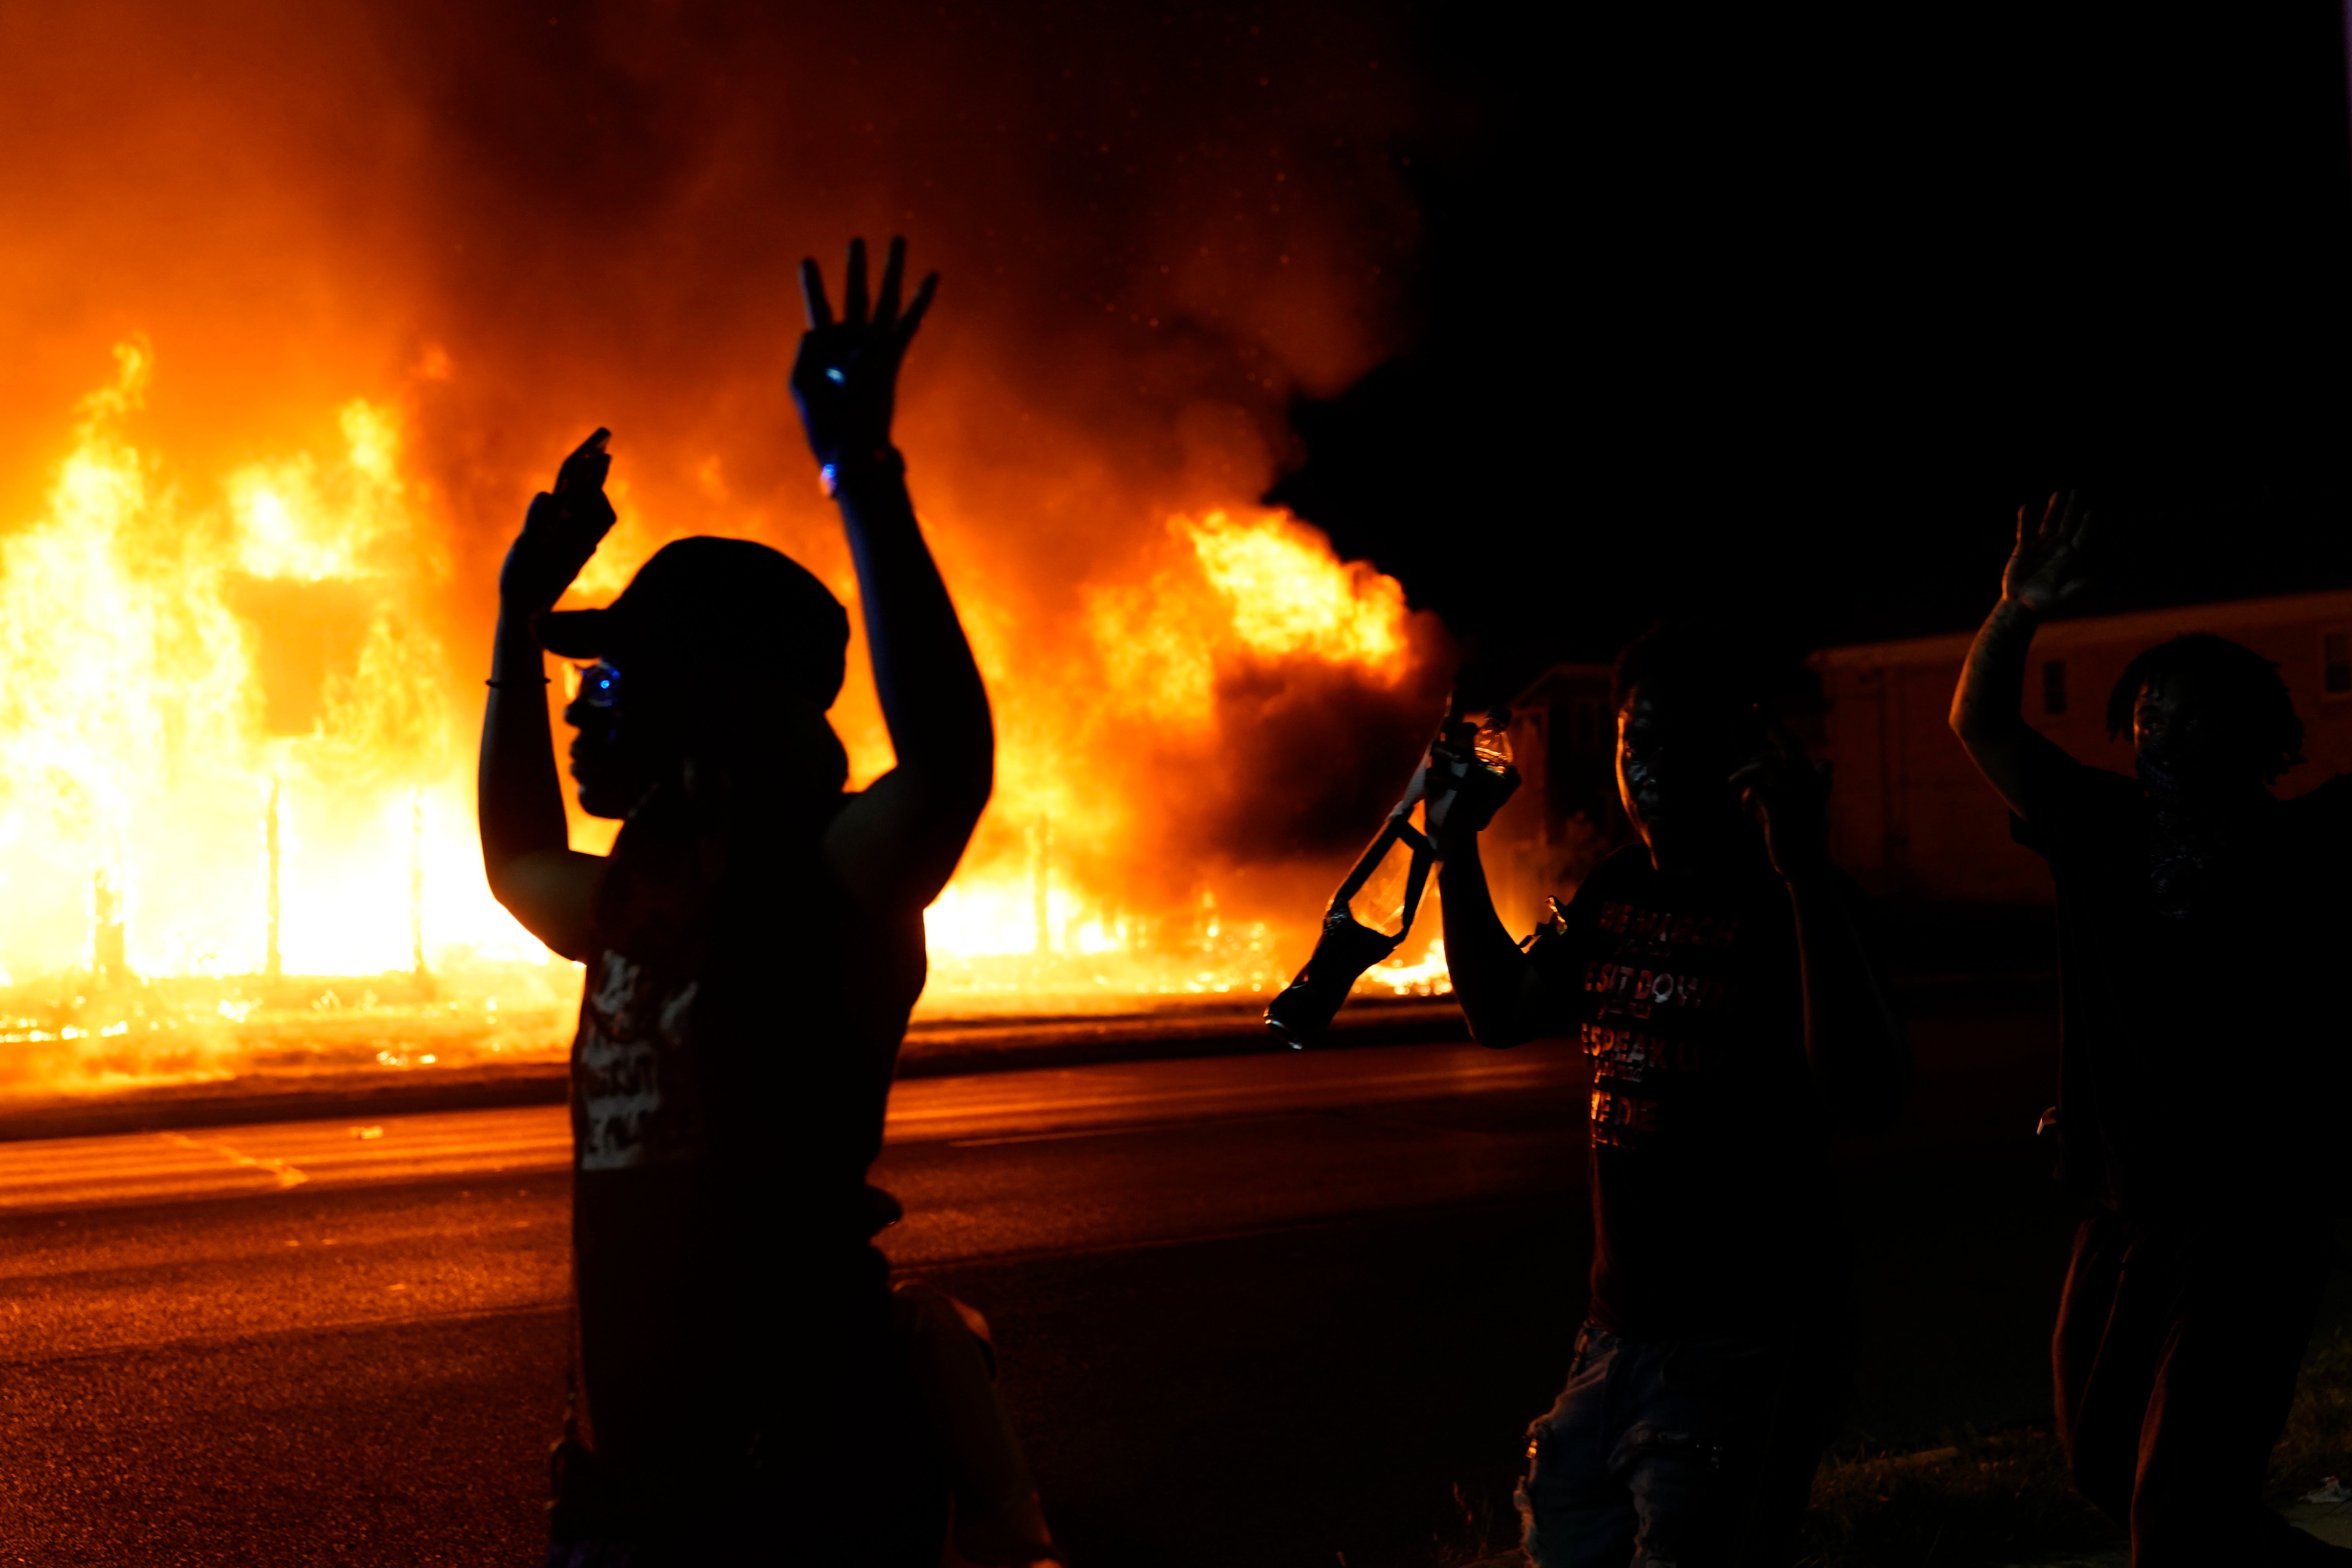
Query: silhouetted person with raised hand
479,238,993,1565
1950,494,2352,1566
1437,627,1911,1566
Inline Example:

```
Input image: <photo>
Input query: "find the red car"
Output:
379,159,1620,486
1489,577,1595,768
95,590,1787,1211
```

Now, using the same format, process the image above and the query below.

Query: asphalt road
0,1013,2109,1566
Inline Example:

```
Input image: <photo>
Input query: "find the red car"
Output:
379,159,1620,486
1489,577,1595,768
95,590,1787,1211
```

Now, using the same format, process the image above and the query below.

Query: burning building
0,1,1461,1090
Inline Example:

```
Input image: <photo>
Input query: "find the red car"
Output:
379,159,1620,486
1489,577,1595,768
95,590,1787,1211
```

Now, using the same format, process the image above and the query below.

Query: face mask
2133,722,2245,807
2136,720,2267,918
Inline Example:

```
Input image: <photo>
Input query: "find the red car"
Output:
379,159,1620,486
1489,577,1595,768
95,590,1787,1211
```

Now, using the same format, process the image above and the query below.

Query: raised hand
1731,710,1832,881
2002,491,2093,612
499,428,617,615
791,236,939,472
1423,719,1521,844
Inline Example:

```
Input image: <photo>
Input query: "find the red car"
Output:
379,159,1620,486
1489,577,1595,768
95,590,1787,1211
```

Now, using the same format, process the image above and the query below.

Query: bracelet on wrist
485,677,551,688
820,446,906,499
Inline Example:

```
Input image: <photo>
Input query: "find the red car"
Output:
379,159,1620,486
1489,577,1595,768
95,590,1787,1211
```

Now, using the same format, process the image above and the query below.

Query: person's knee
1621,1340,1835,1564
1520,1382,1631,1568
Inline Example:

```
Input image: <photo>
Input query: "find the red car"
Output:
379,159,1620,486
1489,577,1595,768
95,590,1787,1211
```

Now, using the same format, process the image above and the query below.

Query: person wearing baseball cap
479,238,1010,1564
535,534,857,823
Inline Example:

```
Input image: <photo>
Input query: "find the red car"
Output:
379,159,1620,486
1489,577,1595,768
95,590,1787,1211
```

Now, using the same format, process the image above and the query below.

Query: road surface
0,1039,1601,1565
0,1014,2124,1566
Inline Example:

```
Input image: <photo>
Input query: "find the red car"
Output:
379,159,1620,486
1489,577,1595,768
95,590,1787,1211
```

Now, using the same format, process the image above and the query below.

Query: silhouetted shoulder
2285,772,2352,816
2010,729,2139,858
2282,772,2352,857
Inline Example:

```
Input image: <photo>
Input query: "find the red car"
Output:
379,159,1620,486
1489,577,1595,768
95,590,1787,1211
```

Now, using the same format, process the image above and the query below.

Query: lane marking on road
886,1040,1580,1145
0,1039,1580,1210
949,1126,1136,1148
158,1131,308,1190
0,1107,573,1210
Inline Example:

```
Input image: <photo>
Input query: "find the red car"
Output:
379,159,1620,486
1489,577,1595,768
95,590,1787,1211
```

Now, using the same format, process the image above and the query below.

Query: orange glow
919,506,1427,1007
1183,511,1407,669
0,0,1448,1087
0,343,521,979
0,350,1445,1082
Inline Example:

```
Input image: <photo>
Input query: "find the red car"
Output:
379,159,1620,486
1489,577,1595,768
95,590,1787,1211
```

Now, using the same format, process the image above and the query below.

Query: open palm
791,236,938,469
2003,491,2093,611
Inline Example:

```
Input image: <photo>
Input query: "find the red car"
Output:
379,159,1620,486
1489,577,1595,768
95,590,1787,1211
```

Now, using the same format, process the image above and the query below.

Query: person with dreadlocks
1950,493,2352,1566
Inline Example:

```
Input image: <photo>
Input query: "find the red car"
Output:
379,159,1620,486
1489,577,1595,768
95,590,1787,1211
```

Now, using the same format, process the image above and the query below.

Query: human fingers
799,259,833,329
554,428,612,495
519,491,561,537
843,238,870,325
2038,492,2063,539
875,236,906,326
896,272,940,346
2059,490,2088,542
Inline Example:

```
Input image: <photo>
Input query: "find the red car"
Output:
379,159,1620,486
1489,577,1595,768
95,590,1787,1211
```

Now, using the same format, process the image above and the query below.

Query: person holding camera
1436,624,1910,1565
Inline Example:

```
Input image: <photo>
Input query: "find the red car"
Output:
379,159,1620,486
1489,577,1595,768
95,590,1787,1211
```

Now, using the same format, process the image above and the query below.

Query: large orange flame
0,347,1446,1086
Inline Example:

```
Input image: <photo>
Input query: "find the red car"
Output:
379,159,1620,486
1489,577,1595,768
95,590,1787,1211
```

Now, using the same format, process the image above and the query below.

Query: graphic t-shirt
1530,843,1840,1340
564,789,926,1507
2010,730,2352,1216
573,951,709,1173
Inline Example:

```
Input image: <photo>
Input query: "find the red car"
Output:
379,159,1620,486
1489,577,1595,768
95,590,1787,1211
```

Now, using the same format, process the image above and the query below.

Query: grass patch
2270,1330,2352,1505
1424,1332,2352,1566
1789,1329,2352,1566
1791,1426,2123,1567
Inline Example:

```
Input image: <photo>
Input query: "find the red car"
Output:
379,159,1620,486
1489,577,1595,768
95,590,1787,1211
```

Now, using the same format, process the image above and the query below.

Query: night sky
1285,2,2352,704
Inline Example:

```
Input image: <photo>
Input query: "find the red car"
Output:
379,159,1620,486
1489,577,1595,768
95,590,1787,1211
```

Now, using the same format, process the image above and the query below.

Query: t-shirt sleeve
2008,726,2092,860
2285,773,2352,873
2295,773,2352,831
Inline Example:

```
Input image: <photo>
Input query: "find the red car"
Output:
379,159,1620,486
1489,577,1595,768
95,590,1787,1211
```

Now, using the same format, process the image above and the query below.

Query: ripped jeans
1518,1319,1848,1567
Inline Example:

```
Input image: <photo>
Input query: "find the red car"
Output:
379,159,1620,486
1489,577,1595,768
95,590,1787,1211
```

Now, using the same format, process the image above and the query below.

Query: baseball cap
537,537,851,710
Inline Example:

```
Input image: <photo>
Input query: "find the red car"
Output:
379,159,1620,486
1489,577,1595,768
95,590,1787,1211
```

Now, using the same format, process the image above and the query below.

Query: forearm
1784,871,1911,1129
835,463,993,794
477,608,569,888
1436,835,1537,1047
1949,597,2041,744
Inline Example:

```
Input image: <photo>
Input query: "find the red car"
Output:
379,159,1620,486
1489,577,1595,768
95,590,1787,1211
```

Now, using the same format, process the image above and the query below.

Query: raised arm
1949,492,2092,817
477,431,616,960
793,238,995,916
1734,714,1912,1131
1430,748,1546,1048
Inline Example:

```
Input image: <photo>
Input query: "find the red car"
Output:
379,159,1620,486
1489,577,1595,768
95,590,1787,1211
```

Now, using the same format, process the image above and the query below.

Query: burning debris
0,1,1454,1091
0,344,1449,1088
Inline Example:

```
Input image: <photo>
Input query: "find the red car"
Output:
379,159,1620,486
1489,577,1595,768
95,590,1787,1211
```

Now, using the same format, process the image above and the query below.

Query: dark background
1280,2,2352,705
